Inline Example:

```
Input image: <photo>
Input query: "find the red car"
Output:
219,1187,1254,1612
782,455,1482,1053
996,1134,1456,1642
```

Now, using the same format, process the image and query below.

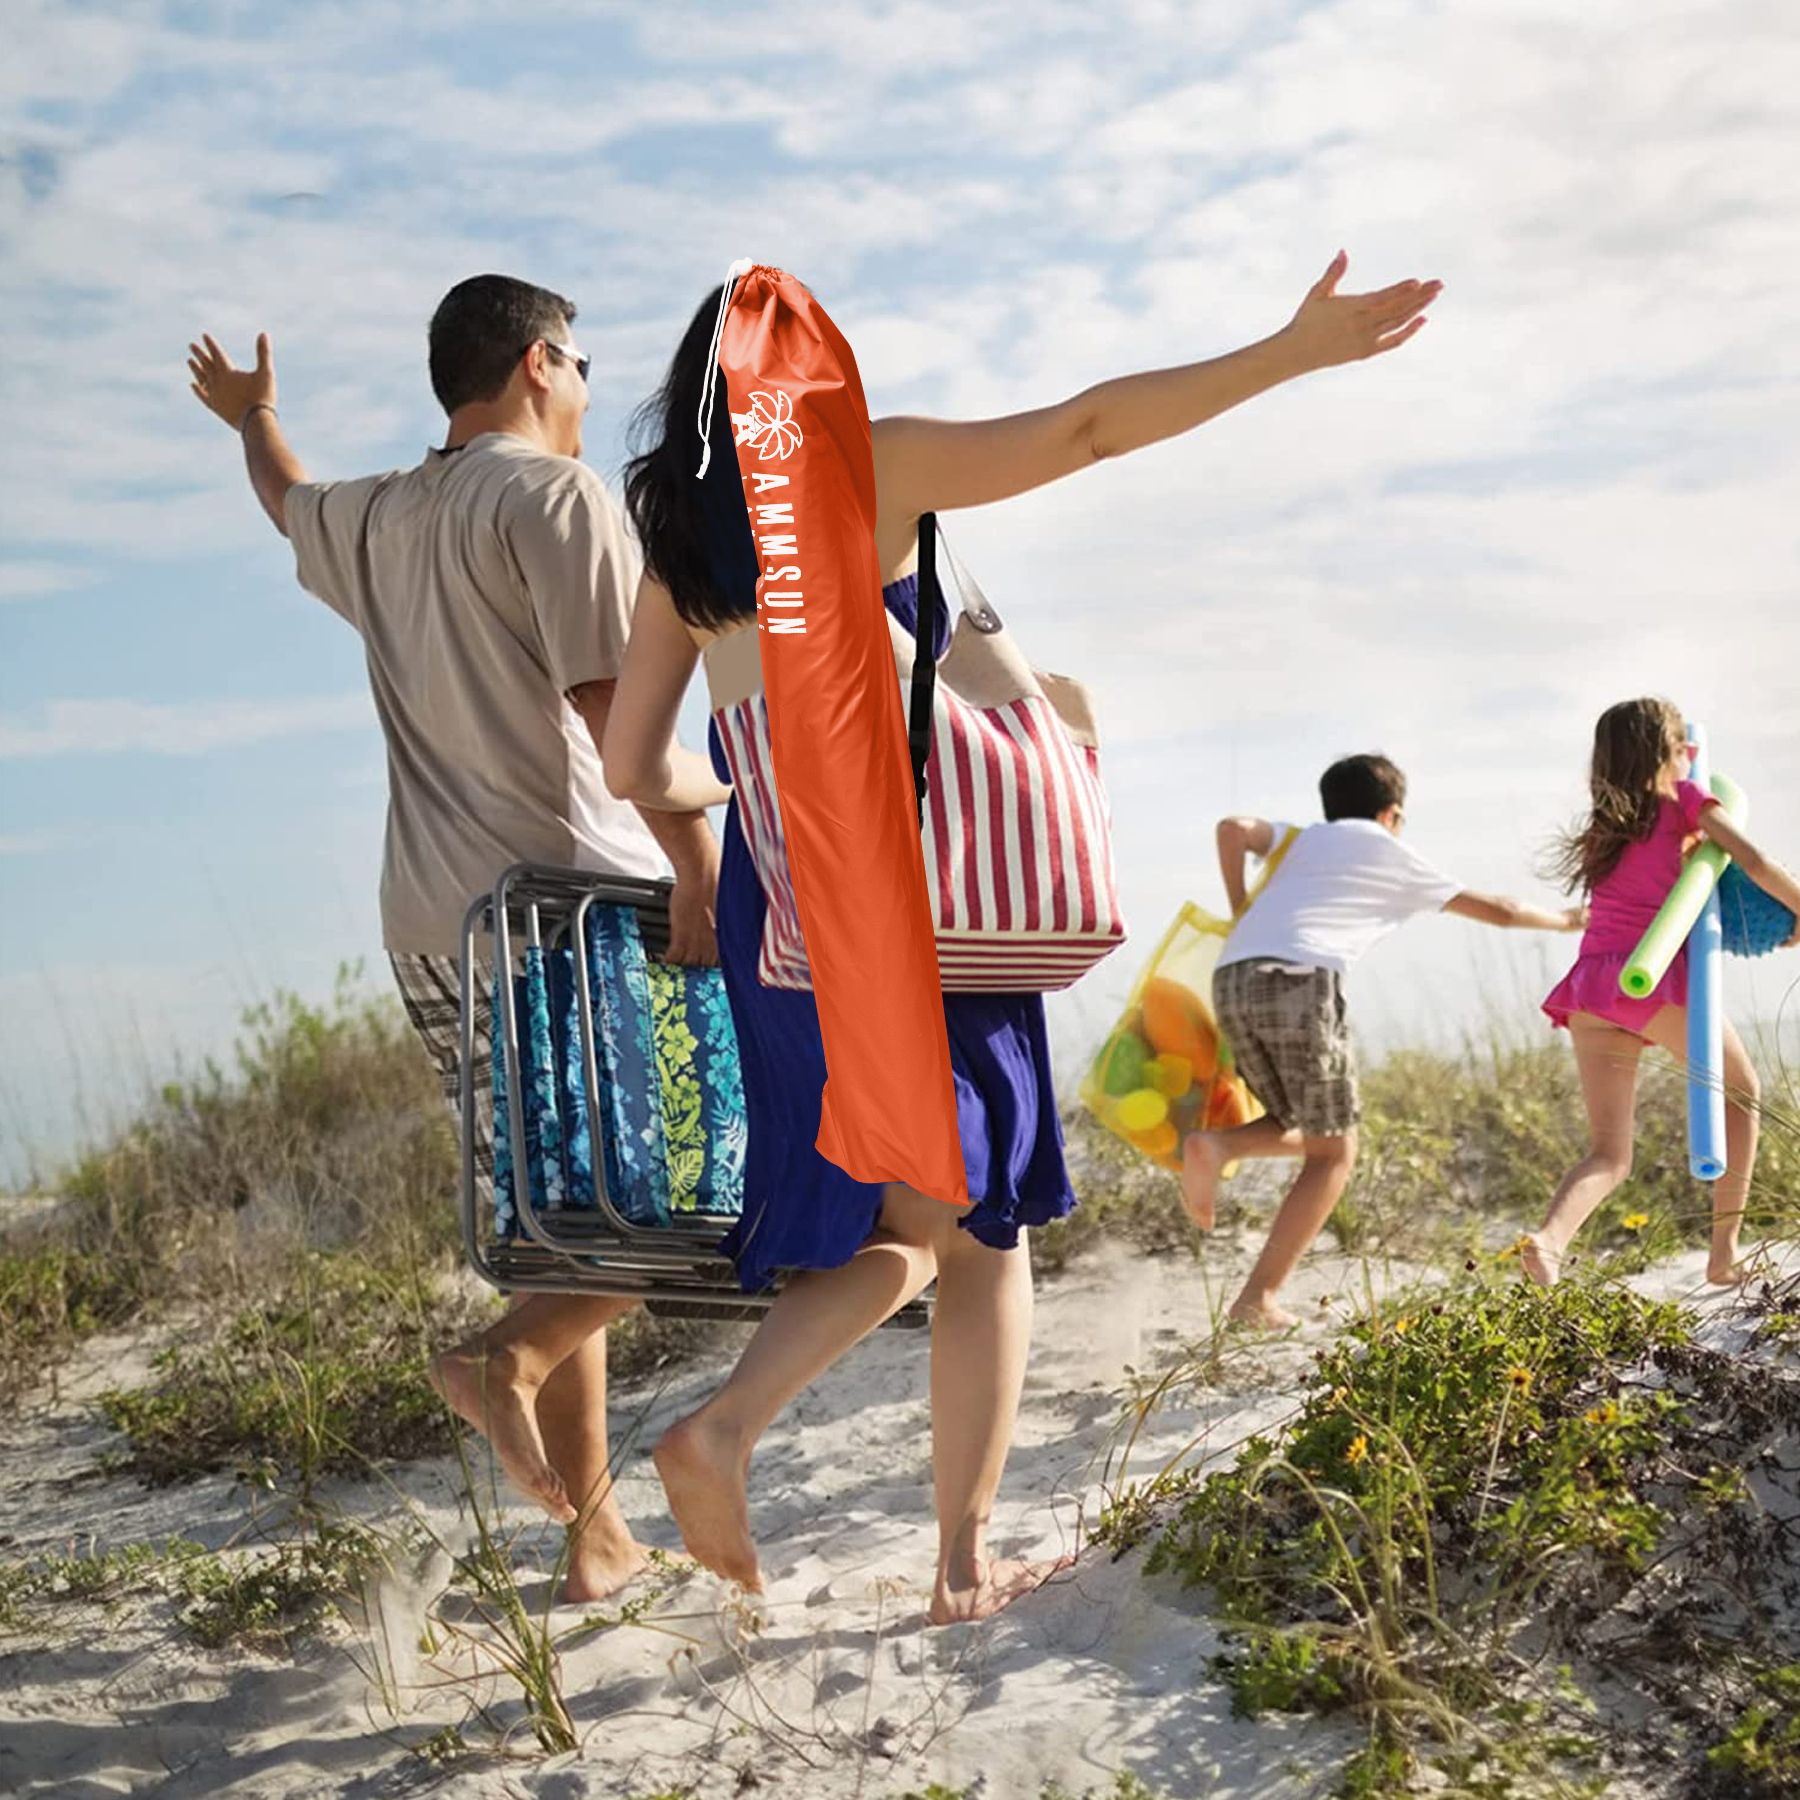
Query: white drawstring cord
697,257,755,478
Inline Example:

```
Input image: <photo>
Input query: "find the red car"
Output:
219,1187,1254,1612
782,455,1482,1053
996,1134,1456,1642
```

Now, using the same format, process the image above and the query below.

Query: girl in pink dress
1525,696,1800,1287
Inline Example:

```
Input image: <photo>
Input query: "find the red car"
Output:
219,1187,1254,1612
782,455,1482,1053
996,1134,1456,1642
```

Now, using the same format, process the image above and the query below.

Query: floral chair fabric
493,903,747,1235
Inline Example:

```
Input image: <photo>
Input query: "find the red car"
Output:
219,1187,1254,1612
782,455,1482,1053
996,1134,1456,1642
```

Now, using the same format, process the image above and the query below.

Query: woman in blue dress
604,252,1441,1622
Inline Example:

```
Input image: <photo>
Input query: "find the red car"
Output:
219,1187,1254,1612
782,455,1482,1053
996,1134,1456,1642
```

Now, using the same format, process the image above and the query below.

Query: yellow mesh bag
1079,829,1298,1173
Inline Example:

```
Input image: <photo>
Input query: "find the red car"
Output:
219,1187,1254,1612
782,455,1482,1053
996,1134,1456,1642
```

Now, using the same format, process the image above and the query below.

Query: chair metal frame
460,862,929,1329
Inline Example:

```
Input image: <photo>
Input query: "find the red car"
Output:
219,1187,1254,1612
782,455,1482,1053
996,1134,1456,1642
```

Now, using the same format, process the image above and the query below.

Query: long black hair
622,286,758,632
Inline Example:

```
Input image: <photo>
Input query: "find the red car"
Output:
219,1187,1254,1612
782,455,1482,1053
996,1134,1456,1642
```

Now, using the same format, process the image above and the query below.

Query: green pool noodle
1619,772,1748,998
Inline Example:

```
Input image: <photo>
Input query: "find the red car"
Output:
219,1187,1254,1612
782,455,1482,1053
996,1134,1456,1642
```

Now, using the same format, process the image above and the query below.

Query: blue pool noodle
1685,724,1727,1182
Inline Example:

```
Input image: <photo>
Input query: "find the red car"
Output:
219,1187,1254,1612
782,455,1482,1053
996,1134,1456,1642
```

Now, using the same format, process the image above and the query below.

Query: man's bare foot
429,1346,575,1524
1227,1295,1299,1331
1706,1251,1755,1288
1519,1234,1561,1289
653,1411,761,1591
929,1553,1073,1626
562,1535,652,1605
1181,1131,1226,1231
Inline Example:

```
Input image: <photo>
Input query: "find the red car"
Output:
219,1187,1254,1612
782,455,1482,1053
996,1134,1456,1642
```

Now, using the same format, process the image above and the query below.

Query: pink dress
1543,779,1720,1040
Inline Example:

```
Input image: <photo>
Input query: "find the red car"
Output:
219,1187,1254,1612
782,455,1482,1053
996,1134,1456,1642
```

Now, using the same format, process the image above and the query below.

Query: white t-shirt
1218,819,1462,976
286,433,667,955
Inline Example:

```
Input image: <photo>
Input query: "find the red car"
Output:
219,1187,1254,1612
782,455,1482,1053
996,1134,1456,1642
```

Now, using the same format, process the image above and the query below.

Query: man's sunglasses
539,339,591,384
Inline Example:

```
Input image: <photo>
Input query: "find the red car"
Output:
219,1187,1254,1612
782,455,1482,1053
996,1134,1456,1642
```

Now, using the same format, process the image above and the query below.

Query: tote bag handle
905,515,1011,823
906,513,944,826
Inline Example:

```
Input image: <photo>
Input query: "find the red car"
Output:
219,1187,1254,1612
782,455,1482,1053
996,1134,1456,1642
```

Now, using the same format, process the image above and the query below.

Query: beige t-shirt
285,431,666,955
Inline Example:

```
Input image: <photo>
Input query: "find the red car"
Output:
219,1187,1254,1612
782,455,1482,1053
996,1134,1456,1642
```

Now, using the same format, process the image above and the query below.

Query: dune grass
4,970,1796,1795
1097,1258,1800,1797
0,969,714,1403
0,973,719,1763
0,1522,401,1655
1068,1010,1800,1798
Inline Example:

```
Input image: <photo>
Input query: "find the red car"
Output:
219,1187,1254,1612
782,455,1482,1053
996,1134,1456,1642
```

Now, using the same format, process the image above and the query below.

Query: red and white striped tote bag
706,522,1126,993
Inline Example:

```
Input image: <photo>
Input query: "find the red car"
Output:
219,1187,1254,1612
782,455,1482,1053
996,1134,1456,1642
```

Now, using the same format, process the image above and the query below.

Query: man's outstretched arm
189,332,306,535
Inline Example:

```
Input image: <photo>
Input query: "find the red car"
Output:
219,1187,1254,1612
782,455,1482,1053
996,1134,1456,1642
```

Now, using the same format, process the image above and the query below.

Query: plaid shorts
391,951,494,1212
1213,958,1360,1138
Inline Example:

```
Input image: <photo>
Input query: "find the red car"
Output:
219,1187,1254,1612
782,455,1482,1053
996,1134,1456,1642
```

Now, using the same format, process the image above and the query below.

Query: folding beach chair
459,863,929,1328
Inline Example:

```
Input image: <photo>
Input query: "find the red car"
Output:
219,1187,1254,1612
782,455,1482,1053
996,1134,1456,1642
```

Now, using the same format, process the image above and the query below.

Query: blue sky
4,0,1798,1181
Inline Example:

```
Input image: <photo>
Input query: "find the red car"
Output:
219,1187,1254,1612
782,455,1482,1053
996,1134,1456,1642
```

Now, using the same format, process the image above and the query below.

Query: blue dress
712,573,1078,1293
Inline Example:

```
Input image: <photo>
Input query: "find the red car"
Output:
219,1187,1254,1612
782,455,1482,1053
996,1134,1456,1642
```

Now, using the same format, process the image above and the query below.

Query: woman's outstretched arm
872,251,1439,539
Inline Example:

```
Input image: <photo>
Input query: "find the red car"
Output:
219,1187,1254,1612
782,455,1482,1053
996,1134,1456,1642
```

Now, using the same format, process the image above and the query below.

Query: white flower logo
731,389,803,460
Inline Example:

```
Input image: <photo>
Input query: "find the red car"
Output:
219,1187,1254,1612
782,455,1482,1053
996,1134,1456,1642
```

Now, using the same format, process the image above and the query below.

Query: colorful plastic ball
1141,978,1220,1080
1148,1052,1195,1099
1115,1088,1170,1132
1098,1030,1151,1097
1126,1120,1180,1158
1719,863,1795,958
1205,1080,1252,1129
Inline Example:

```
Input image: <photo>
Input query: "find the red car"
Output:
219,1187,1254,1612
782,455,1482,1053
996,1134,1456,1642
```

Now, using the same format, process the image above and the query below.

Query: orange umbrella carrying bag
697,261,967,1207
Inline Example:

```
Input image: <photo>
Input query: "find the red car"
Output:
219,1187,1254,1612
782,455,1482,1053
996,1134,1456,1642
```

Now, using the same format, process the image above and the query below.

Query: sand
0,1230,1782,1799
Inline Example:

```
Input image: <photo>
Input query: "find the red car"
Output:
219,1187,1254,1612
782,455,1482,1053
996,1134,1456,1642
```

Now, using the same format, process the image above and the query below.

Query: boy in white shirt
1185,754,1582,1327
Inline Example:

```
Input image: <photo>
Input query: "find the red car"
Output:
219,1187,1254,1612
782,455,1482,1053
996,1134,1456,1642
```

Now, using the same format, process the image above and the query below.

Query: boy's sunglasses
539,339,591,383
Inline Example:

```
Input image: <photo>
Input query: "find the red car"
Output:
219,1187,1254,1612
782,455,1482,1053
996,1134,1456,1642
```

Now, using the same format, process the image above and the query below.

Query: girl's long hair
1548,696,1687,893
621,286,758,634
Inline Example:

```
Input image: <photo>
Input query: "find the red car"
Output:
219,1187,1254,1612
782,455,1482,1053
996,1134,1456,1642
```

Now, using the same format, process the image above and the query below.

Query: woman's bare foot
1706,1250,1755,1288
1227,1292,1299,1331
1180,1131,1226,1231
562,1534,653,1605
929,1553,1073,1626
430,1346,575,1523
653,1411,761,1591
1519,1234,1562,1289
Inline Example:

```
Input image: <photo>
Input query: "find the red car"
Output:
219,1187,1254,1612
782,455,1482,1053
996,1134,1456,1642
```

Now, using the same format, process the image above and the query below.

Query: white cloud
0,695,371,758
0,561,90,600
0,831,81,855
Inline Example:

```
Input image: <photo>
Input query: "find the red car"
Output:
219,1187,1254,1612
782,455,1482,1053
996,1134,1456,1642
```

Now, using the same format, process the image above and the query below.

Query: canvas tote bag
712,515,1126,993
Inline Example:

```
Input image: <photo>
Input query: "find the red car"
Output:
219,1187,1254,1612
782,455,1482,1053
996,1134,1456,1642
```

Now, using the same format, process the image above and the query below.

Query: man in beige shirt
189,275,727,1599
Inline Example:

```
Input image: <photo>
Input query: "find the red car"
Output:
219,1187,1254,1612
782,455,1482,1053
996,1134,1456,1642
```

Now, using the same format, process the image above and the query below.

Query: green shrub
1144,1283,1692,1627
1701,1665,1800,1799
0,1538,206,1635
1351,1039,1797,1260
3,970,461,1397
0,1526,392,1654
96,1253,487,1489
171,1523,391,1652
1117,1276,1799,1795
0,1241,144,1389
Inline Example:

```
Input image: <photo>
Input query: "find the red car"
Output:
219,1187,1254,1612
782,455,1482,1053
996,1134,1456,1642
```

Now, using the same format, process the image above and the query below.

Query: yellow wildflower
1346,1434,1369,1466
1392,1317,1412,1336
1508,1367,1534,1390
1622,1212,1649,1233
1583,1401,1619,1426
1503,1235,1530,1260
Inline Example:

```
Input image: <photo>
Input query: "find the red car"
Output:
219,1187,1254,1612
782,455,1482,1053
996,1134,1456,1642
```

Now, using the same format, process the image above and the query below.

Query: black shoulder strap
906,513,941,828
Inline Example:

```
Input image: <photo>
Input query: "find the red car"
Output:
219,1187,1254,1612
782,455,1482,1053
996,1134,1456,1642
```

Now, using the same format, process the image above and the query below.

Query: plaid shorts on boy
1213,958,1360,1138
